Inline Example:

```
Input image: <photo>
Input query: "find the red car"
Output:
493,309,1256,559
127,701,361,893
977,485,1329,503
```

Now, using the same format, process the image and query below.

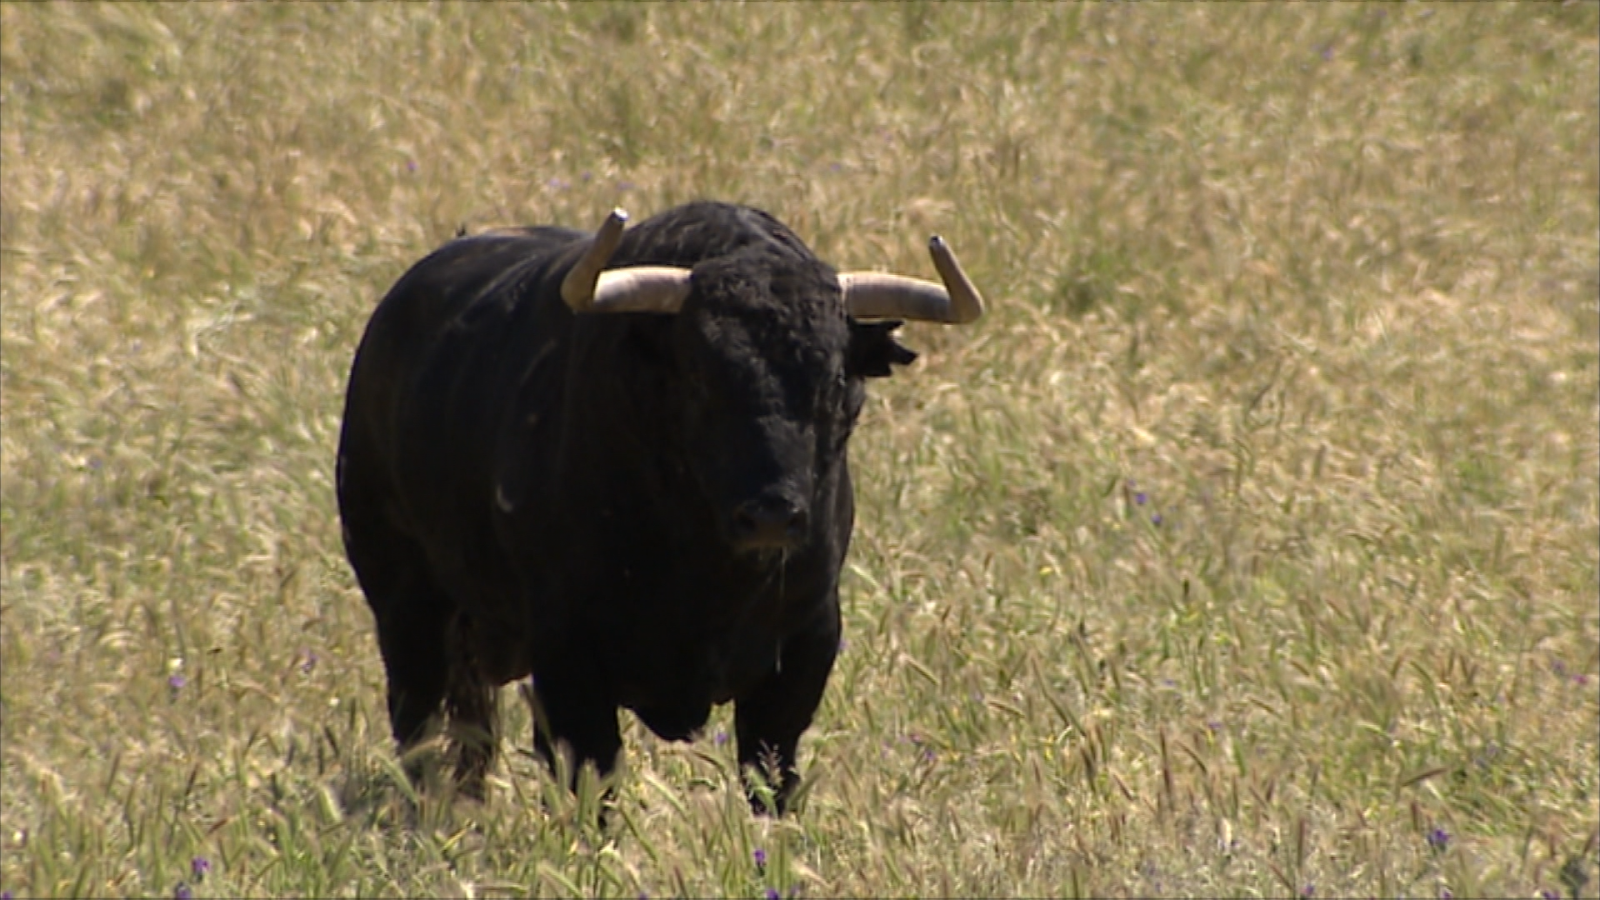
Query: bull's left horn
561,208,694,314
838,236,985,325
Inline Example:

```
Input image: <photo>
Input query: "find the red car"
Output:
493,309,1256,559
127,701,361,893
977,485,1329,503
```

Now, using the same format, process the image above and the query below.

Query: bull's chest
592,569,791,708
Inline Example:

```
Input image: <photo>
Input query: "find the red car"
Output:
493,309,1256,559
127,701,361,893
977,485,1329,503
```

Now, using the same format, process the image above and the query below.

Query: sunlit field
2,4,1597,898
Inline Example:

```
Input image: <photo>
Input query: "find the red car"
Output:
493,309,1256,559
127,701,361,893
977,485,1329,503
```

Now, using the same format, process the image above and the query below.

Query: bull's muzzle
729,494,809,553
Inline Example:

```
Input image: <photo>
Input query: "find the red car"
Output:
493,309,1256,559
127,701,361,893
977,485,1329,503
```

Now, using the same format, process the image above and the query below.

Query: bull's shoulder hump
457,225,587,247
404,226,586,297
427,226,587,272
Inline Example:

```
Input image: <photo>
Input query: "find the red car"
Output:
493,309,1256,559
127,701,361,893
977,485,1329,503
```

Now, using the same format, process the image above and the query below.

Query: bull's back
338,227,582,549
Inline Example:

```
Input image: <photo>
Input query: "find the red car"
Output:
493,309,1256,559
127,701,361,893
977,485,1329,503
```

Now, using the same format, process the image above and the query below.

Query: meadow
2,3,1597,897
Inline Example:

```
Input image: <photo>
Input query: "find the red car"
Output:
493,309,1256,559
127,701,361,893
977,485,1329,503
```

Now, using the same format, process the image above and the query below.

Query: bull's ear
847,319,918,379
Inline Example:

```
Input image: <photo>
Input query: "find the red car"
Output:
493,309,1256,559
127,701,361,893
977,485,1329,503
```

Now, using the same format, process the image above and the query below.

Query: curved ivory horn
589,265,693,313
560,208,630,312
561,208,694,314
838,236,985,324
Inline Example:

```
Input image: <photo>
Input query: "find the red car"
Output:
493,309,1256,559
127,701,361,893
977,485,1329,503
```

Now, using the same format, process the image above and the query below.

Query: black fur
336,202,917,813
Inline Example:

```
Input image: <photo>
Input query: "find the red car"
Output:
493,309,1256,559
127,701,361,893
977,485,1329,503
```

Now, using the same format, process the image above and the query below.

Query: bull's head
562,208,984,557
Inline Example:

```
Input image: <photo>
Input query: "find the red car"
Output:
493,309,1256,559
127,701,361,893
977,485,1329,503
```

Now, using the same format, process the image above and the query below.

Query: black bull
336,201,983,813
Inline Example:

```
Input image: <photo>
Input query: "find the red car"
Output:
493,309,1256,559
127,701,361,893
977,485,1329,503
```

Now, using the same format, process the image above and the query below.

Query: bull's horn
589,265,693,313
838,236,985,324
561,208,694,314
561,208,630,312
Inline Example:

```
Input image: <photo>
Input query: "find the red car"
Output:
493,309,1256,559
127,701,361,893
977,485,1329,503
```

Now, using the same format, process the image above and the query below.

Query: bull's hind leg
372,578,455,782
339,502,454,784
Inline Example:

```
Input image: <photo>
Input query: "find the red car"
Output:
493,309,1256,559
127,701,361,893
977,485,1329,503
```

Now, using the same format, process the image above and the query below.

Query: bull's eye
813,372,845,416
817,375,861,462
843,375,865,418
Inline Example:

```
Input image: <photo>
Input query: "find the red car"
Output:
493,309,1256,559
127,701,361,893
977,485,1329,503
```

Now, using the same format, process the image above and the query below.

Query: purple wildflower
1475,742,1501,769
191,856,211,881
1440,890,1453,900
764,889,780,900
1301,885,1314,898
753,848,767,868
1539,891,1559,900
1150,513,1163,526
714,729,729,746
3,890,13,899
1426,827,1449,853
1134,492,1148,506
167,673,187,692
298,650,318,675
174,882,194,900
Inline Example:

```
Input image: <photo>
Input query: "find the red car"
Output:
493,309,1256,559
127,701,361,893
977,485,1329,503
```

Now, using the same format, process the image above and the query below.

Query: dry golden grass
3,4,1597,898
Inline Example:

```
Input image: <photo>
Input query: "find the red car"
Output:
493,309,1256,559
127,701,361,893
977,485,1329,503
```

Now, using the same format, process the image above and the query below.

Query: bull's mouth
737,547,792,574
732,534,803,556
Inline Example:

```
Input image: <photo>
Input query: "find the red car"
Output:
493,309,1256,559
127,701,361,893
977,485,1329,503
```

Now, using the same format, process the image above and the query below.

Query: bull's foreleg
733,608,840,815
525,663,623,801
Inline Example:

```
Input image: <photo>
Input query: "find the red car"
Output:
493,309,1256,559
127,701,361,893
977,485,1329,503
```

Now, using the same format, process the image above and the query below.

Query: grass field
2,3,1597,898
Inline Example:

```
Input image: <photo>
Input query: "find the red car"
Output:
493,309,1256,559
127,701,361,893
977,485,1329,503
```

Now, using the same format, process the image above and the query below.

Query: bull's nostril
732,497,807,549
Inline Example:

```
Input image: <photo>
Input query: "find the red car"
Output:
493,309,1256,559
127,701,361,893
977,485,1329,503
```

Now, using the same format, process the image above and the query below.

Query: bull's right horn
588,265,694,313
560,208,629,312
838,236,985,324
561,208,694,314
